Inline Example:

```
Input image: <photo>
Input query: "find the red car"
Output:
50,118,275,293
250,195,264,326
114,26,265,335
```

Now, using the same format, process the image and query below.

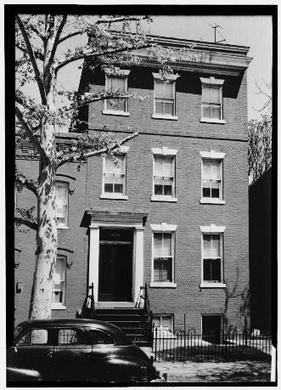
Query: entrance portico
85,211,147,307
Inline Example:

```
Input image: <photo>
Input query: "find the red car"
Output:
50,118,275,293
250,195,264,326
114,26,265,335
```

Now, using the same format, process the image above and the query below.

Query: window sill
100,194,128,200
57,226,69,230
150,282,177,288
200,199,225,205
200,283,226,289
102,110,130,117
151,196,177,203
52,304,66,310
152,114,178,121
200,118,225,124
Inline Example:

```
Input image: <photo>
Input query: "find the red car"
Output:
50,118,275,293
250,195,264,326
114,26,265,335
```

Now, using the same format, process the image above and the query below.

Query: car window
58,328,85,345
86,329,115,345
17,329,48,346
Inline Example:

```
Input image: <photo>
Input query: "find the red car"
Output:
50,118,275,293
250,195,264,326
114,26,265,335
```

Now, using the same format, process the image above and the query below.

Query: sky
58,15,272,123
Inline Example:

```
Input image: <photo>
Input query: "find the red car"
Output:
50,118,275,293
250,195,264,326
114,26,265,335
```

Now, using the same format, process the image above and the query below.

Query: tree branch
15,168,38,196
45,15,67,78
15,106,47,162
16,15,47,105
14,216,38,230
55,43,151,74
57,31,83,45
84,131,138,157
95,16,151,25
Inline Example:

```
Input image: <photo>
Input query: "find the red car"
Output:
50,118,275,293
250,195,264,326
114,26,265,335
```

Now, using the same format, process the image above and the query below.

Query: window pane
18,329,48,345
211,235,220,257
211,105,221,119
202,160,211,179
211,181,220,198
164,102,173,115
87,330,114,345
163,157,173,177
203,235,212,257
154,156,163,176
162,233,172,257
202,181,211,198
104,182,113,193
212,259,221,282
105,156,124,174
202,86,220,104
154,258,172,282
155,101,163,114
154,81,165,98
163,184,172,196
202,104,211,118
203,259,211,281
58,329,85,345
154,233,162,257
164,82,174,98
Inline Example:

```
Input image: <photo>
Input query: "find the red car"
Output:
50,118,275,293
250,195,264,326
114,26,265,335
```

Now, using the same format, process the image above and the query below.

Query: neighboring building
15,35,252,340
249,168,272,334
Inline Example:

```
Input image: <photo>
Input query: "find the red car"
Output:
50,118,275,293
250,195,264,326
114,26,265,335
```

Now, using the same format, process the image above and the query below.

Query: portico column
134,226,144,303
88,223,99,302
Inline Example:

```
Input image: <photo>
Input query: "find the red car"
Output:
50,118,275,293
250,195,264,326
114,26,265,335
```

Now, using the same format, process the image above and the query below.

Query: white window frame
200,151,225,205
151,147,177,202
200,77,225,124
150,223,177,288
103,69,130,116
152,73,179,120
52,255,66,309
100,146,129,200
200,225,226,288
56,181,69,229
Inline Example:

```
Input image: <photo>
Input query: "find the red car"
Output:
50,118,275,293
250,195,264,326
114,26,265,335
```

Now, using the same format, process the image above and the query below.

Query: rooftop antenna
209,24,226,44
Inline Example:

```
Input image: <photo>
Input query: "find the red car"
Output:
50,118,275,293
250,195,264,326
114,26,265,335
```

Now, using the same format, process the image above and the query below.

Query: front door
98,229,133,302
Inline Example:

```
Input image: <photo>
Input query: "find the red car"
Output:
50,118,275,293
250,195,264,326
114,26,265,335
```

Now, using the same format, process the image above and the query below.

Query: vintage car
7,318,159,384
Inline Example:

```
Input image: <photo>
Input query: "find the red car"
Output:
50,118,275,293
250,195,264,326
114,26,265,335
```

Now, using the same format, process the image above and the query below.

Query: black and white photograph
4,3,276,387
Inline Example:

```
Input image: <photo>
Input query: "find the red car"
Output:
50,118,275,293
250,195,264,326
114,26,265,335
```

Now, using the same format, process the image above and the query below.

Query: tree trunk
29,155,57,319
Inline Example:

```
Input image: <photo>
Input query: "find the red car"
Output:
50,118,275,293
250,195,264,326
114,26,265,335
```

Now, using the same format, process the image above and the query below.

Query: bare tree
248,82,272,183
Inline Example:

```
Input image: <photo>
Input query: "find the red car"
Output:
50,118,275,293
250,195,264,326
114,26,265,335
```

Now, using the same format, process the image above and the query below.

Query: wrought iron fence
153,328,272,362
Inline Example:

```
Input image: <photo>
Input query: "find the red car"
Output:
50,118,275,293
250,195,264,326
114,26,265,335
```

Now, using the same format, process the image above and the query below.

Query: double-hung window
56,182,69,228
101,148,128,200
52,255,66,309
200,225,225,288
152,73,179,119
151,147,177,202
150,223,177,287
200,77,225,123
200,151,225,204
104,69,130,115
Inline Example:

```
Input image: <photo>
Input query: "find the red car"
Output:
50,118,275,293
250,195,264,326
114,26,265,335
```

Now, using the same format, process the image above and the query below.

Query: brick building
15,35,252,341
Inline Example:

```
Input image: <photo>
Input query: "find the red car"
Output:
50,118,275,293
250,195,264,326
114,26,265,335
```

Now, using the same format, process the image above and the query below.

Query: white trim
150,282,177,288
151,196,178,203
200,118,226,124
152,72,180,81
88,223,144,305
150,223,177,232
200,283,226,288
51,303,66,310
200,224,225,233
100,194,128,200
57,226,70,230
152,114,178,121
151,147,178,156
200,199,225,205
200,76,225,86
102,109,130,117
199,151,225,160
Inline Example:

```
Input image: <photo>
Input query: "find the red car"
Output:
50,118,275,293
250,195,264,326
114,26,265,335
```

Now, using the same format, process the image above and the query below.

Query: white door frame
88,222,144,306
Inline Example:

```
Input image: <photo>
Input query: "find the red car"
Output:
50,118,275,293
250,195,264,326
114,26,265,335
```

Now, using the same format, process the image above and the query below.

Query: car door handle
46,349,53,358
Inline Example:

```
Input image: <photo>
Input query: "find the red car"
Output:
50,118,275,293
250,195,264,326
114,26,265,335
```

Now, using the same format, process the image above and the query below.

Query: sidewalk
141,347,272,383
